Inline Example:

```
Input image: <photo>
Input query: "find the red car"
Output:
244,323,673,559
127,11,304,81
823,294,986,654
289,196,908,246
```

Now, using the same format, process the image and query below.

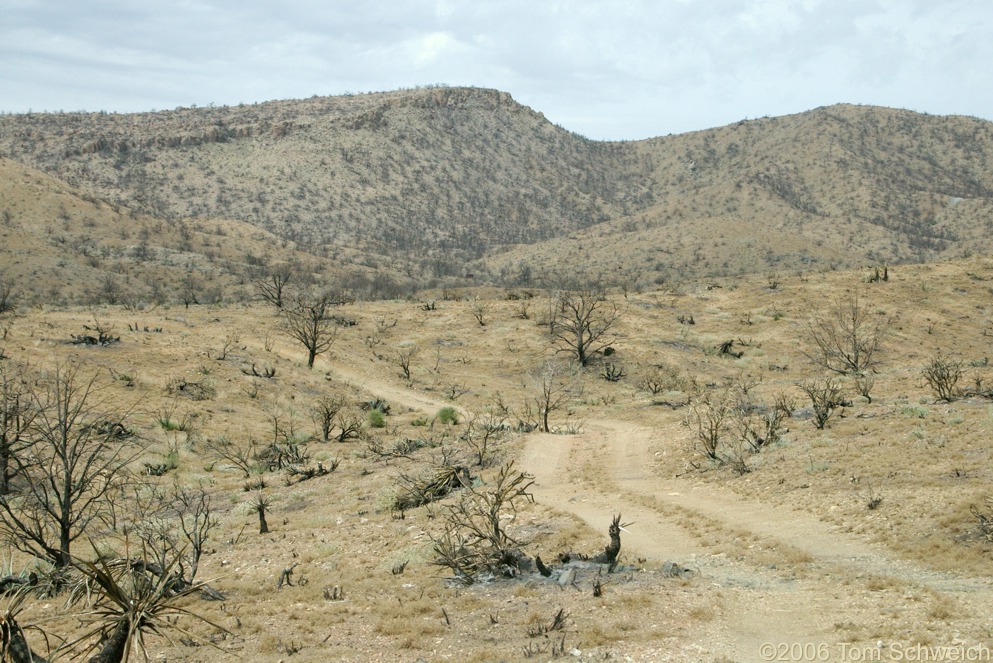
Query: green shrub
901,405,929,419
368,408,386,428
163,447,180,470
158,417,182,432
437,406,459,425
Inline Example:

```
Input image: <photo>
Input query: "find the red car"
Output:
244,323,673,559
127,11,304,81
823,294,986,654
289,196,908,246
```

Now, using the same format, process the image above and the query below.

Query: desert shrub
798,378,846,429
688,388,732,461
361,397,392,415
430,462,534,584
368,436,437,459
391,463,471,511
901,405,929,418
854,372,875,403
167,377,216,401
368,408,386,428
158,418,184,432
0,273,16,314
639,363,686,395
437,406,459,425
735,393,794,452
971,498,993,542
600,363,625,382
922,354,964,402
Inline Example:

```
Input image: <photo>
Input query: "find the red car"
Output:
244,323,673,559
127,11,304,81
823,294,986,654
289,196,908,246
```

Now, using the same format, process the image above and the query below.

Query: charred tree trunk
88,620,130,663
3,615,48,663
0,447,10,496
591,514,622,565
257,506,269,534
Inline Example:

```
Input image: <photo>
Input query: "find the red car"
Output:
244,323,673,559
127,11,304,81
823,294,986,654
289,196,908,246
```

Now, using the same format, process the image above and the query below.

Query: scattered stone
558,568,576,587
661,561,694,578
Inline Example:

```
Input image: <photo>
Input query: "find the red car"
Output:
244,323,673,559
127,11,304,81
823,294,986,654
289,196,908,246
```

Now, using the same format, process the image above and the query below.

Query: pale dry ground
3,258,993,661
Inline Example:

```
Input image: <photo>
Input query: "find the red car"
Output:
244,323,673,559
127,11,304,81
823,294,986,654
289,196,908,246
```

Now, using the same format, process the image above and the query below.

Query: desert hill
2,255,993,660
0,157,405,306
0,88,648,282
3,88,993,292
489,103,993,284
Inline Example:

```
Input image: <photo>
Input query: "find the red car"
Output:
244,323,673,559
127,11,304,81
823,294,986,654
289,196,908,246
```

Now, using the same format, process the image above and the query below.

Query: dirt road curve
518,420,993,661
330,360,993,660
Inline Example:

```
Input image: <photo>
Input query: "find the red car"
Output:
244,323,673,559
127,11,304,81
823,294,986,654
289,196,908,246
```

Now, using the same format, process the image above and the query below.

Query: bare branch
803,293,888,375
551,285,620,366
280,292,343,368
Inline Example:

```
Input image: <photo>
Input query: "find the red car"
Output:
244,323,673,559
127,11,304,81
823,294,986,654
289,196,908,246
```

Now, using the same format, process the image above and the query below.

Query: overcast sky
2,0,990,140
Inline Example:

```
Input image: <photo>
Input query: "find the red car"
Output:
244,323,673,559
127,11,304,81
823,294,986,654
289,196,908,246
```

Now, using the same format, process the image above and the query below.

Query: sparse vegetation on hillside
5,89,993,660
4,90,993,292
0,260,988,659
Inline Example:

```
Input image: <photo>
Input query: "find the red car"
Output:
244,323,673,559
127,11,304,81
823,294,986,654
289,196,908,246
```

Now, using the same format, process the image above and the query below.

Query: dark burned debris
393,463,472,512
556,514,627,568
70,330,120,346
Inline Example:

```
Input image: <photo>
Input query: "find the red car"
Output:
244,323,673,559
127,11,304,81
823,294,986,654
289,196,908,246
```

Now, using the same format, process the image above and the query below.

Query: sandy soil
517,419,993,661
326,352,993,661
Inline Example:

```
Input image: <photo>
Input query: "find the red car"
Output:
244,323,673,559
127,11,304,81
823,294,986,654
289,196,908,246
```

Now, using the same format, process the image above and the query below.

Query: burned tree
803,292,888,375
0,362,35,496
922,354,964,402
551,285,621,367
530,361,580,434
0,273,16,315
591,514,623,565
179,272,202,309
311,392,346,442
280,292,342,369
559,514,629,568
254,264,294,309
169,482,218,583
250,492,271,534
430,462,535,584
65,552,225,663
0,361,142,568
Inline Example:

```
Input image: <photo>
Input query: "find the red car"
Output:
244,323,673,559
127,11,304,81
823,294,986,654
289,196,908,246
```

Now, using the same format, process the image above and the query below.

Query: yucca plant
62,547,224,663
0,586,50,663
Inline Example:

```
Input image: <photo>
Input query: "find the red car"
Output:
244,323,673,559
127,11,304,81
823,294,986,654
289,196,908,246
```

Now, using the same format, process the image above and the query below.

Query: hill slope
3,88,993,288
0,158,364,306
489,104,993,284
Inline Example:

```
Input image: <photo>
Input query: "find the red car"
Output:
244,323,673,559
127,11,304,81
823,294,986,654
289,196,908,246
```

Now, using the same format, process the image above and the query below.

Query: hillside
0,88,650,281
0,158,400,306
3,88,993,290
3,258,993,660
489,104,993,284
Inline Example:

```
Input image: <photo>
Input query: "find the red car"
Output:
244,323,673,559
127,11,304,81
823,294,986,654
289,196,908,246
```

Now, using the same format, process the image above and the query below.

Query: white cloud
1,0,991,138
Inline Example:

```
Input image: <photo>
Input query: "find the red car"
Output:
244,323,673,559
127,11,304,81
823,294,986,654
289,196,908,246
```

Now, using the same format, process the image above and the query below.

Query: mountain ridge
2,86,993,292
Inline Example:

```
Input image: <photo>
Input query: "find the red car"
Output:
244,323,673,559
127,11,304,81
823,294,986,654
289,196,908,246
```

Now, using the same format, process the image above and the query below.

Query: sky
1,0,991,141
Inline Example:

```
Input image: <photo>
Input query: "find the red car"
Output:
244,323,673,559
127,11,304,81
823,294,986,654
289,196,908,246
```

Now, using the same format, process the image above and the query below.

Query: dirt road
329,358,993,660
518,420,993,660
